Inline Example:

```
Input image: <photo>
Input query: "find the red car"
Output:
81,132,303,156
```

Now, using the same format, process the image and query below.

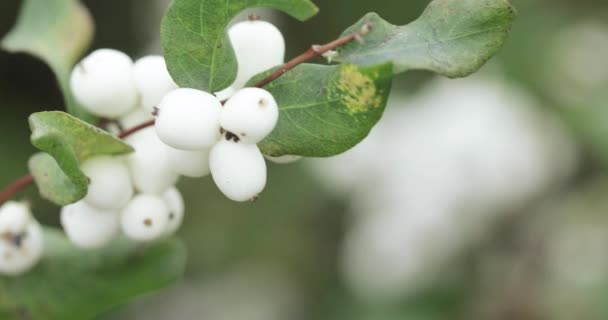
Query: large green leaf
1,0,95,121
251,63,393,157
161,0,319,92
28,112,133,205
0,228,187,320
337,0,516,78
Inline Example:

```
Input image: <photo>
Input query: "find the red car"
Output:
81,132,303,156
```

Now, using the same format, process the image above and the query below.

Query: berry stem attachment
0,174,34,205
251,23,372,88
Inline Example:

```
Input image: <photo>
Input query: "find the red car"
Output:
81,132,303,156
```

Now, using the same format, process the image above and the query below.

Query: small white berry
0,220,44,276
155,88,223,150
121,194,170,242
60,201,120,249
162,187,184,236
265,155,302,164
126,128,180,194
228,20,285,89
214,86,236,102
220,87,279,144
210,138,267,202
70,49,138,118
0,201,32,234
133,55,178,113
119,106,154,129
167,148,211,178
81,156,134,210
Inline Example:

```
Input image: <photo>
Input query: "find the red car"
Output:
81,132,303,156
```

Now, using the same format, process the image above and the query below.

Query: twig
0,174,34,205
118,119,155,139
252,22,372,88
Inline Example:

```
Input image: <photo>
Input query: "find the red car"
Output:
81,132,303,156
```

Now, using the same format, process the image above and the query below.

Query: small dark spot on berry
258,98,267,108
169,213,175,220
12,232,27,247
143,218,153,227
225,131,240,142
248,13,261,21
152,107,160,116
241,133,247,137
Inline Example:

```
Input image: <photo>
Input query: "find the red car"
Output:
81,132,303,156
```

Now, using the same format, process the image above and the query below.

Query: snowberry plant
0,0,514,318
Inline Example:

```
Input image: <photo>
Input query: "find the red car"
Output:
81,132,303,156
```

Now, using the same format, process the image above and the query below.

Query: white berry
163,187,185,236
126,128,180,194
210,138,267,201
220,87,279,144
119,106,154,129
265,155,302,164
81,156,134,210
121,194,170,242
60,201,120,249
214,86,236,102
0,201,32,234
228,20,285,89
133,55,178,113
70,49,138,118
155,88,223,150
167,148,211,178
0,220,44,276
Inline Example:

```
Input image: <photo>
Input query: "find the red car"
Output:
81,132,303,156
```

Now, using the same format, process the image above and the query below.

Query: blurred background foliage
1,0,608,319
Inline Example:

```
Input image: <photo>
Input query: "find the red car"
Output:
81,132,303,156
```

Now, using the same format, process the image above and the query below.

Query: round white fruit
119,106,154,129
155,88,223,150
70,48,138,118
163,187,185,236
0,220,44,276
133,55,178,113
214,86,236,102
0,201,32,234
220,87,279,144
210,138,267,202
265,155,302,164
228,20,285,89
167,148,211,178
60,201,120,249
121,194,170,242
81,156,134,210
126,128,180,194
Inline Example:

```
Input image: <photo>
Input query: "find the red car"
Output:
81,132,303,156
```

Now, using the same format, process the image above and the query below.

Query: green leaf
251,63,393,157
337,0,516,78
161,0,319,92
28,111,133,205
28,153,85,205
1,0,95,121
0,228,187,320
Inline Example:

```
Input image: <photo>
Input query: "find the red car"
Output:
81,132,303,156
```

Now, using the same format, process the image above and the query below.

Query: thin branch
118,119,155,139
0,174,34,205
252,22,372,88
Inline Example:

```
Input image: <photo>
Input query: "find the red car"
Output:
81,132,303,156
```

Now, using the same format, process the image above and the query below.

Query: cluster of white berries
56,18,301,251
0,202,44,275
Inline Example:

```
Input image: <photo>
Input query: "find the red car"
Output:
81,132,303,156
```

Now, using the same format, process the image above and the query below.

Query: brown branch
0,174,34,205
252,22,372,88
118,119,155,139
